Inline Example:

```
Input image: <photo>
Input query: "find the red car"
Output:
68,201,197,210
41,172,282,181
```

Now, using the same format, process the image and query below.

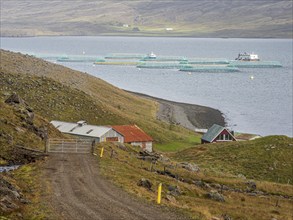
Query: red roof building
112,125,153,152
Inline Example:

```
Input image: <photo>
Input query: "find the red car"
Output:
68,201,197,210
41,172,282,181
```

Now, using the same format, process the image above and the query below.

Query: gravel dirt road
43,154,189,220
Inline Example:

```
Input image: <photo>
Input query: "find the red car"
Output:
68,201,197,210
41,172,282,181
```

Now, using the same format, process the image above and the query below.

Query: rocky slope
0,93,63,217
0,93,62,164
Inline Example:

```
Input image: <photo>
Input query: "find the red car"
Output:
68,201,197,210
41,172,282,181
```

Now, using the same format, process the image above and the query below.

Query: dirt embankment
128,92,225,130
42,154,189,220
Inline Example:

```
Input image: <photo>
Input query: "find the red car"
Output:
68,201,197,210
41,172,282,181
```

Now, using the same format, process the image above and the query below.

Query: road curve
43,154,188,220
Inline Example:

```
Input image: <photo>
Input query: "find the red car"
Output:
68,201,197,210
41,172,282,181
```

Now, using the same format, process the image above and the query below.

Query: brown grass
98,142,293,220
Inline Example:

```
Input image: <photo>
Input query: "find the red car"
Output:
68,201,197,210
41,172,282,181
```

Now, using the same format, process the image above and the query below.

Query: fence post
62,140,64,153
44,128,48,153
45,138,49,153
100,147,104,158
157,183,162,204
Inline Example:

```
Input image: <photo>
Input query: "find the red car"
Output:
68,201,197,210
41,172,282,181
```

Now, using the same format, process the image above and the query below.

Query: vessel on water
235,52,260,61
147,52,157,59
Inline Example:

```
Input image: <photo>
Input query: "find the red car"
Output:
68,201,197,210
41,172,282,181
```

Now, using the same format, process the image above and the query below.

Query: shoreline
1,34,290,40
127,91,225,131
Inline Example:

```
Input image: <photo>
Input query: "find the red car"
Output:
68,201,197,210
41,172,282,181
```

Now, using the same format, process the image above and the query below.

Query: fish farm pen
137,62,187,69
105,53,147,59
32,53,68,60
29,52,283,72
141,56,187,62
57,56,105,63
180,65,240,73
33,53,105,62
95,60,140,66
182,58,230,65
228,61,282,68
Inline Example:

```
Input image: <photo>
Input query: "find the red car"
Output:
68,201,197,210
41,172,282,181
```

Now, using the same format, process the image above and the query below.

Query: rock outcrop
206,190,225,202
0,176,29,214
4,93,47,140
137,178,152,190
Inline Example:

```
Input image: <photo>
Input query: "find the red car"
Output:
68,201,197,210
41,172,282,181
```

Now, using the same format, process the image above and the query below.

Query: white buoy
250,75,254,80
188,72,192,75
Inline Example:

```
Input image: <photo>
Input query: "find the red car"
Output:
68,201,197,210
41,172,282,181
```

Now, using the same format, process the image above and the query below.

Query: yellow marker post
157,183,162,204
100,147,104,158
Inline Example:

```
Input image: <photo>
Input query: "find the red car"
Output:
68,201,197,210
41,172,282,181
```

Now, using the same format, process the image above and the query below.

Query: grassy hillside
1,0,292,38
0,96,64,163
97,142,293,220
173,136,293,184
0,49,197,149
0,95,64,219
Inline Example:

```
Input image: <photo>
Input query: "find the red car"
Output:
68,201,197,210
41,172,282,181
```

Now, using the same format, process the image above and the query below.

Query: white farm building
50,120,124,143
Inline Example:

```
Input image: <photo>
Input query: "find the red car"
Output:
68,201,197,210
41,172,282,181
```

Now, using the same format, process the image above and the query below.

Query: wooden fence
47,139,94,154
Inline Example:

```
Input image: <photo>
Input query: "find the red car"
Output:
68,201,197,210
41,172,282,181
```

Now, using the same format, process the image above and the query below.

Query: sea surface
1,36,292,136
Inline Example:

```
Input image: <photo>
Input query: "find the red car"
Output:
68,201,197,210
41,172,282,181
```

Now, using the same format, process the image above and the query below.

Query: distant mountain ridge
1,0,292,38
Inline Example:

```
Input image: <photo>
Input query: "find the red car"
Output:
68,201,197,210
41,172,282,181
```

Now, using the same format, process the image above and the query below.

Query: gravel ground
128,92,225,130
43,154,190,220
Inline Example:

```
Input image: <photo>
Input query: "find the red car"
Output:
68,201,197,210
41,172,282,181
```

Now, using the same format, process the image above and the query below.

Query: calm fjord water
1,36,292,136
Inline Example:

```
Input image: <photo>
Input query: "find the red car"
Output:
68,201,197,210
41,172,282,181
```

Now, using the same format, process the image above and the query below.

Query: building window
218,134,224,140
217,133,232,141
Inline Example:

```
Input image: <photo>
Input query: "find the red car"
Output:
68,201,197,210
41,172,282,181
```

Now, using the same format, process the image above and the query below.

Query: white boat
235,52,260,61
147,52,157,59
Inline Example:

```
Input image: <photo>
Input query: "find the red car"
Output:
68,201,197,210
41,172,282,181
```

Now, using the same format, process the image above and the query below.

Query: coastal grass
173,136,293,184
155,135,201,152
98,142,293,220
1,162,56,220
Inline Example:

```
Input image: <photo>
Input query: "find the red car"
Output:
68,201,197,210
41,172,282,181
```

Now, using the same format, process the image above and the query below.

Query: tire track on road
43,154,189,220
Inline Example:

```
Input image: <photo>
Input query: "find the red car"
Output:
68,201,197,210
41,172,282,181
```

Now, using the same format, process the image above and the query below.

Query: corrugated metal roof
201,124,224,142
51,120,112,138
112,125,153,143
